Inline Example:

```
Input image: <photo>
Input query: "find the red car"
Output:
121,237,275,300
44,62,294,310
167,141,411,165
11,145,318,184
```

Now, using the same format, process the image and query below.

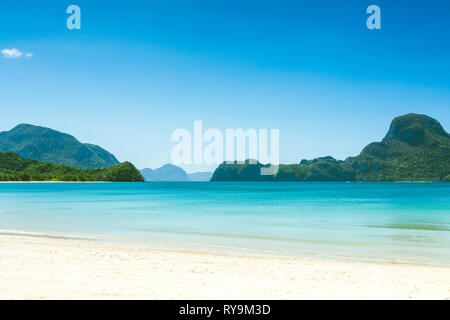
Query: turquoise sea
0,182,449,266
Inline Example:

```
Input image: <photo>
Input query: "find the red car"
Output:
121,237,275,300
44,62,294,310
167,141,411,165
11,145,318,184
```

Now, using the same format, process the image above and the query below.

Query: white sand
0,234,448,300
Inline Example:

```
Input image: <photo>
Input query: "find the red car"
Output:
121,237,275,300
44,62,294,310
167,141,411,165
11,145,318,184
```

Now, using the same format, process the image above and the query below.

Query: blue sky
0,0,449,172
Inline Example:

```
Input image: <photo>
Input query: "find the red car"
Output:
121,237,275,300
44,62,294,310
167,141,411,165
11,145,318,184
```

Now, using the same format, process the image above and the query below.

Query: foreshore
0,233,448,300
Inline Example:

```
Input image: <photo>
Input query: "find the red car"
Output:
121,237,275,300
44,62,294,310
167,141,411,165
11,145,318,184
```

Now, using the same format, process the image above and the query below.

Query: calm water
0,182,449,265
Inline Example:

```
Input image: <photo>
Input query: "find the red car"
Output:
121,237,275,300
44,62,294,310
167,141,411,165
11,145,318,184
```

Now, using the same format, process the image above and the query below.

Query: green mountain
0,124,119,169
0,152,144,182
347,114,449,181
211,114,450,182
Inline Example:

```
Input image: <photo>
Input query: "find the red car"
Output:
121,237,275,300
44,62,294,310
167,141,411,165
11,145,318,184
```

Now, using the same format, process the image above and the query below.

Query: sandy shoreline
0,234,448,300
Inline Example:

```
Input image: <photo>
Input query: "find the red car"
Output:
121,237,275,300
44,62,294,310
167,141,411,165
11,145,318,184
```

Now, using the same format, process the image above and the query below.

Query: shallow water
0,182,449,265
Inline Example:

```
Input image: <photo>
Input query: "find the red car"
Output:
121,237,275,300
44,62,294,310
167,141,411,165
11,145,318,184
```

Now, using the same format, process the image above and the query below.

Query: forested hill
0,152,144,182
211,114,450,182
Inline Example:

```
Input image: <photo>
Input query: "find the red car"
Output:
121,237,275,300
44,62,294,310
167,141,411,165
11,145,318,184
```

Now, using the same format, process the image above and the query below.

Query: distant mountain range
3,113,447,183
212,114,450,182
0,124,119,169
140,164,213,181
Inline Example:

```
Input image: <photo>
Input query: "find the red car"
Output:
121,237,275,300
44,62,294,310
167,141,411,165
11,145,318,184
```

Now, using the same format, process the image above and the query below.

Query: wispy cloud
2,48,33,59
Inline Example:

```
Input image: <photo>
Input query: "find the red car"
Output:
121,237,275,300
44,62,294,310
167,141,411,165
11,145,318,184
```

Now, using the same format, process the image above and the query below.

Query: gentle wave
369,224,450,232
136,228,385,247
0,229,101,241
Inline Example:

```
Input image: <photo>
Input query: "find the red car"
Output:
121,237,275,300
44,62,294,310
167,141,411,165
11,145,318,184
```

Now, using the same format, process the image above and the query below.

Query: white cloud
2,48,23,59
1,48,33,59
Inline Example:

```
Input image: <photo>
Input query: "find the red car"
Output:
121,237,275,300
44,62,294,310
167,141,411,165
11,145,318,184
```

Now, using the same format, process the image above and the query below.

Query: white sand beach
0,234,448,300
